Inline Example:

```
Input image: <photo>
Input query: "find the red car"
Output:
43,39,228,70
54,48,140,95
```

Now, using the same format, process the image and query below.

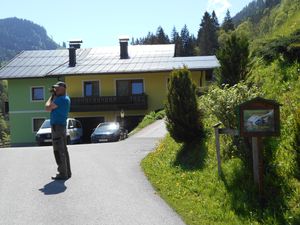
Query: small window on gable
33,118,45,132
31,87,44,101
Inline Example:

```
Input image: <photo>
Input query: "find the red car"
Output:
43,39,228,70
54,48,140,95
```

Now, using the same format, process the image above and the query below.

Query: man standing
45,81,72,180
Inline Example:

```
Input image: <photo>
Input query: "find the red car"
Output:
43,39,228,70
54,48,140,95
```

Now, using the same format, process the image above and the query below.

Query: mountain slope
0,17,59,61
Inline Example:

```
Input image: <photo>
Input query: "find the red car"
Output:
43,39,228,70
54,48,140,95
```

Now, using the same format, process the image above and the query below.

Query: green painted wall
8,78,58,145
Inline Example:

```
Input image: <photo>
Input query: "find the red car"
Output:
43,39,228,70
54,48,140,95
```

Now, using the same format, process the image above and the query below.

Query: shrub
199,82,260,129
199,83,260,161
294,108,300,179
165,67,204,143
217,32,250,86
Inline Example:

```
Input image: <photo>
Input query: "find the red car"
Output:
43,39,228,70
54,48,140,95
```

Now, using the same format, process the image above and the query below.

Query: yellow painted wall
66,70,207,121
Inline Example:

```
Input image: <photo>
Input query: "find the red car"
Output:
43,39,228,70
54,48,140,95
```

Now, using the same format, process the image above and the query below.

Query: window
31,87,44,101
116,80,144,96
75,120,82,128
205,70,213,81
33,118,45,132
84,81,99,97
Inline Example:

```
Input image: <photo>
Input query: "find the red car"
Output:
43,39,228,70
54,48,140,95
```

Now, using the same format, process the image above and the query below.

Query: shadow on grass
173,140,207,171
220,161,291,224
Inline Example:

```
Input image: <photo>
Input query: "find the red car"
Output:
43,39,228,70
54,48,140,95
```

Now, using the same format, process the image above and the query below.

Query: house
0,38,220,146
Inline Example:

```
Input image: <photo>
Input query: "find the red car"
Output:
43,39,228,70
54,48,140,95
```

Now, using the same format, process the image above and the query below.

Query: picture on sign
243,109,275,132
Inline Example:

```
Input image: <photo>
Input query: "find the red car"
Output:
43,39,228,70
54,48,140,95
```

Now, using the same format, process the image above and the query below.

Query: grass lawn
141,134,300,225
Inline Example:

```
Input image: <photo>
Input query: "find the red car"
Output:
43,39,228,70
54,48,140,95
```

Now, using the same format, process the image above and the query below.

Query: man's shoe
51,174,68,180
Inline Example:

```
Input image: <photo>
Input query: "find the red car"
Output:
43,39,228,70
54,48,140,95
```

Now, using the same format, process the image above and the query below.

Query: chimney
69,39,83,49
119,36,129,59
69,47,76,67
68,40,82,67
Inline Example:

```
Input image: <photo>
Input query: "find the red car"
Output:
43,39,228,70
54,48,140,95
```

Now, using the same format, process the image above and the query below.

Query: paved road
0,120,185,225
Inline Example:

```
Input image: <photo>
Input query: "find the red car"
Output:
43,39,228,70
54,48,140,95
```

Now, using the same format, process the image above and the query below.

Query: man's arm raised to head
45,95,58,112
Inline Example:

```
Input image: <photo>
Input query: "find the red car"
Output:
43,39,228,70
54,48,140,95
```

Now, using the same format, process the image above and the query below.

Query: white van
36,118,83,146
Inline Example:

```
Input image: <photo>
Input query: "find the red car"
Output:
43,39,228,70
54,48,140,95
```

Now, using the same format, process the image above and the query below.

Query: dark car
91,122,128,143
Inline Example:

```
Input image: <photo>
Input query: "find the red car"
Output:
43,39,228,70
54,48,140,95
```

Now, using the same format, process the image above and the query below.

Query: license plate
44,139,52,143
99,139,108,142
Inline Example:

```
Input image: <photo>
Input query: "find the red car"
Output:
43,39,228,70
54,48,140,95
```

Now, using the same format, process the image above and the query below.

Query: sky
0,0,254,48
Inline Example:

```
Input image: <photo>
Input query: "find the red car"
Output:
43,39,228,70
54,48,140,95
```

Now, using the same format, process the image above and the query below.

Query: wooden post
213,122,222,176
252,137,264,200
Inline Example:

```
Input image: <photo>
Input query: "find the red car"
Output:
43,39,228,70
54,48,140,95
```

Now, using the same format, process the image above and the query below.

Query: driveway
0,120,185,225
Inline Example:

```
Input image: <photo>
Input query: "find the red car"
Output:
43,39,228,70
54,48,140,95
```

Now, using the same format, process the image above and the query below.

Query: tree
197,11,219,55
180,25,194,56
222,10,235,32
165,67,204,143
171,26,181,56
217,32,250,86
156,26,170,44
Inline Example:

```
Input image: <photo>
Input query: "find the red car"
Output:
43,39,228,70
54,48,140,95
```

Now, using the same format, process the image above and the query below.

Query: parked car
36,118,83,146
91,122,128,143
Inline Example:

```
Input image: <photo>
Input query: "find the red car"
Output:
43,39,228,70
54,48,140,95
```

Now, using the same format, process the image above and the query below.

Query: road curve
0,120,185,225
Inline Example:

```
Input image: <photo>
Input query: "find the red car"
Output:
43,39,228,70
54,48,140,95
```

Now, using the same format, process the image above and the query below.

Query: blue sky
0,0,253,47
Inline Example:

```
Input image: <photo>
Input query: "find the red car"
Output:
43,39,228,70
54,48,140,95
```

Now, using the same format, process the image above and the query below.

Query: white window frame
82,80,101,97
32,117,46,133
30,86,45,102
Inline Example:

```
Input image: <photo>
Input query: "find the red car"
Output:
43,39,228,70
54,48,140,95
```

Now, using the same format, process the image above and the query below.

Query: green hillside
0,17,59,61
142,0,300,224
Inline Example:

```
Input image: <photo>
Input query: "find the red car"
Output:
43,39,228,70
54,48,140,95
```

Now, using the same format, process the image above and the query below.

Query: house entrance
75,117,104,143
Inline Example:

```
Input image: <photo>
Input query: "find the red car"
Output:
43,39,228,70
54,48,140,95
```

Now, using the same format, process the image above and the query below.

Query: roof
0,44,220,79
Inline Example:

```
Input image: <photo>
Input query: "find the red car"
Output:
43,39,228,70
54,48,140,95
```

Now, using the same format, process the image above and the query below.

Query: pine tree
180,25,194,56
222,10,235,32
211,11,220,52
171,26,181,56
165,67,204,143
156,26,170,44
198,11,219,55
217,32,249,86
212,11,220,29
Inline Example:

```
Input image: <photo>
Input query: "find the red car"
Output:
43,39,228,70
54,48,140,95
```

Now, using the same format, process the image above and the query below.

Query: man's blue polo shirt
50,95,70,126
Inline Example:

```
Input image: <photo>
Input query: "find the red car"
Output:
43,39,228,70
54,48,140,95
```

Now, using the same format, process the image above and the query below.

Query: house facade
0,38,220,146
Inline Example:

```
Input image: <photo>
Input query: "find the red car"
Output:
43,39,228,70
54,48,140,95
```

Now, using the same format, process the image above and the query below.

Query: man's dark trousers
51,125,71,177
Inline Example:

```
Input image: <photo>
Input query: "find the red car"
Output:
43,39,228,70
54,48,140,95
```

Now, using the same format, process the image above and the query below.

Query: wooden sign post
238,97,280,201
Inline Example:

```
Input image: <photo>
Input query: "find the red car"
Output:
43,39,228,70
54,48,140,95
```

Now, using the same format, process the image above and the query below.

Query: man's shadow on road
39,180,67,195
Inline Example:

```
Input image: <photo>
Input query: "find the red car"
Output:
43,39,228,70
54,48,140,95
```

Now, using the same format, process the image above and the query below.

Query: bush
217,32,250,86
199,83,260,162
294,108,300,179
199,82,260,129
165,67,204,143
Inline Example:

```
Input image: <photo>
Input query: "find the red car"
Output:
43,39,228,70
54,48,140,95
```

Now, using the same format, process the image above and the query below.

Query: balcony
70,94,148,112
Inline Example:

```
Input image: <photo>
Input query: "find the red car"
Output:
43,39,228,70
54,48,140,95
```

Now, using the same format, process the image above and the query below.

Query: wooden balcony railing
70,94,148,112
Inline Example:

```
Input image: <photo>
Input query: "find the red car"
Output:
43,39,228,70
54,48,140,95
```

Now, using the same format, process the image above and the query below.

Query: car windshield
41,119,51,129
96,123,119,132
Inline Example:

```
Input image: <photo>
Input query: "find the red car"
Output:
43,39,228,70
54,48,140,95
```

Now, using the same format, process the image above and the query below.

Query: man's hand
45,95,58,112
